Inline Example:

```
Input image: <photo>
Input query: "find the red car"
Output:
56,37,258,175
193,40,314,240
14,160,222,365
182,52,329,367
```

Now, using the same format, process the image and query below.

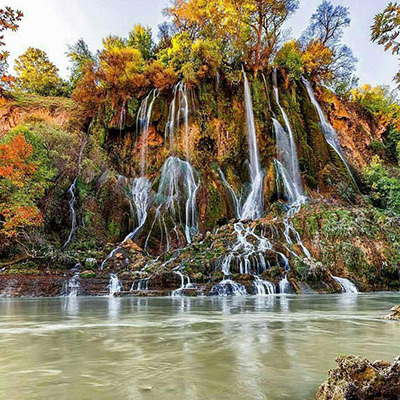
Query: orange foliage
144,60,178,91
0,134,36,184
0,134,41,238
1,206,42,237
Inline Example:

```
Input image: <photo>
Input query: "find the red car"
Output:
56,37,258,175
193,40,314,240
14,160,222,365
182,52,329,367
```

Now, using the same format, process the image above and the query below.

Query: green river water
1,293,399,399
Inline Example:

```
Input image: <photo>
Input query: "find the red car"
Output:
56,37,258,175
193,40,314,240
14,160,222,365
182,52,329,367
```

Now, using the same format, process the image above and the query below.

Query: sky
4,0,399,87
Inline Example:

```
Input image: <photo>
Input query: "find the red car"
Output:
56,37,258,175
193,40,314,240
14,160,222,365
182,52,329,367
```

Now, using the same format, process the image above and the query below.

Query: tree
302,0,350,47
371,2,400,85
166,0,299,75
128,24,154,60
0,6,23,96
72,38,148,122
274,40,304,80
14,47,64,96
0,133,50,238
301,0,357,90
67,39,94,90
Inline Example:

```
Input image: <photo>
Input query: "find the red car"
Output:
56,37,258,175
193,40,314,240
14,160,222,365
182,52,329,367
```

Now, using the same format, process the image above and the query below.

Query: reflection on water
1,293,400,400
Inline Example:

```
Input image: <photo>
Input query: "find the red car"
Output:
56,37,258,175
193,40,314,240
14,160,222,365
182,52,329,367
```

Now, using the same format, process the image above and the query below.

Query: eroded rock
315,355,400,399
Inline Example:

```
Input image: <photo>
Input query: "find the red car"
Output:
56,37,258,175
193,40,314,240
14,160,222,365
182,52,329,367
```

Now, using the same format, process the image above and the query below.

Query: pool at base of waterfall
1,293,399,400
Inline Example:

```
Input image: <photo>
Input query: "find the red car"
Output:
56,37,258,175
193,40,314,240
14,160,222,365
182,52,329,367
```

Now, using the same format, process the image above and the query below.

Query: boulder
315,355,400,399
382,305,400,321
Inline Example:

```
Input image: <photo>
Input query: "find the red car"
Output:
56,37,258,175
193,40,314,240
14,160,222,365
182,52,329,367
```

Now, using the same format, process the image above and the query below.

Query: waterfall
332,276,359,293
138,90,158,175
128,177,152,240
101,91,158,269
279,275,290,294
240,70,264,221
108,274,123,296
131,276,151,291
210,221,290,296
62,271,81,296
146,157,200,249
217,72,263,221
253,276,276,295
63,177,78,250
100,177,153,269
302,78,357,185
271,72,310,259
63,139,86,250
171,270,195,296
218,167,241,219
145,82,200,249
165,81,191,155
272,70,305,206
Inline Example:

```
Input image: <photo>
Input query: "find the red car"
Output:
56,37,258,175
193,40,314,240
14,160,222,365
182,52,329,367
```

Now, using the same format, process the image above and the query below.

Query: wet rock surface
314,355,400,400
382,305,400,321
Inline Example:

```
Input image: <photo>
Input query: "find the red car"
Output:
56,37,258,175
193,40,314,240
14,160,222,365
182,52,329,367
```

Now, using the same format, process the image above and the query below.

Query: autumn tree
371,2,400,85
301,0,357,91
128,24,154,60
0,6,23,96
14,47,65,96
67,39,95,90
0,130,54,239
166,0,299,75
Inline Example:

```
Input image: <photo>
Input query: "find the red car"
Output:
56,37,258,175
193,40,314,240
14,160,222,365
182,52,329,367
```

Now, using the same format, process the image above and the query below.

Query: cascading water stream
138,90,158,176
63,139,87,250
332,275,359,293
279,275,291,294
101,92,157,269
302,78,357,186
253,276,276,295
171,270,195,297
146,82,200,250
272,72,311,259
272,70,304,203
240,69,264,221
108,274,123,296
62,269,82,296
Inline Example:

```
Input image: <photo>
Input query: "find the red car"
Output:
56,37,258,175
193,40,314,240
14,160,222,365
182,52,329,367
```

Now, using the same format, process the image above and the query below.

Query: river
1,293,399,399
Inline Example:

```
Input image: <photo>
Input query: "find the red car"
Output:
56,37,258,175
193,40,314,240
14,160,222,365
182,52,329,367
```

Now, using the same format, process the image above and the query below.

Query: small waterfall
63,177,78,250
210,279,248,296
63,139,86,250
211,221,290,296
138,90,158,175
101,90,157,268
272,70,304,205
279,275,290,294
218,167,241,219
240,70,264,220
128,177,152,240
62,271,81,296
171,270,195,296
253,276,276,295
302,78,357,185
271,72,311,259
145,157,200,249
100,177,152,269
131,276,151,291
332,276,359,293
145,82,200,249
108,274,123,296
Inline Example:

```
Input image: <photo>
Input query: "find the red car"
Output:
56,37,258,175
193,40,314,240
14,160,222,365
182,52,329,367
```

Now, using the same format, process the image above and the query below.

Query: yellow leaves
301,40,334,81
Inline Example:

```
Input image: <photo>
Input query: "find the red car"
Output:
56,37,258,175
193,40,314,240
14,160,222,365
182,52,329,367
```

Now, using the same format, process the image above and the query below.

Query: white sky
4,0,399,87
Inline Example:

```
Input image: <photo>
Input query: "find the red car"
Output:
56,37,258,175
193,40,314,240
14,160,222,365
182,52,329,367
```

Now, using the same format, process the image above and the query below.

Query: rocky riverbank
314,356,400,399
